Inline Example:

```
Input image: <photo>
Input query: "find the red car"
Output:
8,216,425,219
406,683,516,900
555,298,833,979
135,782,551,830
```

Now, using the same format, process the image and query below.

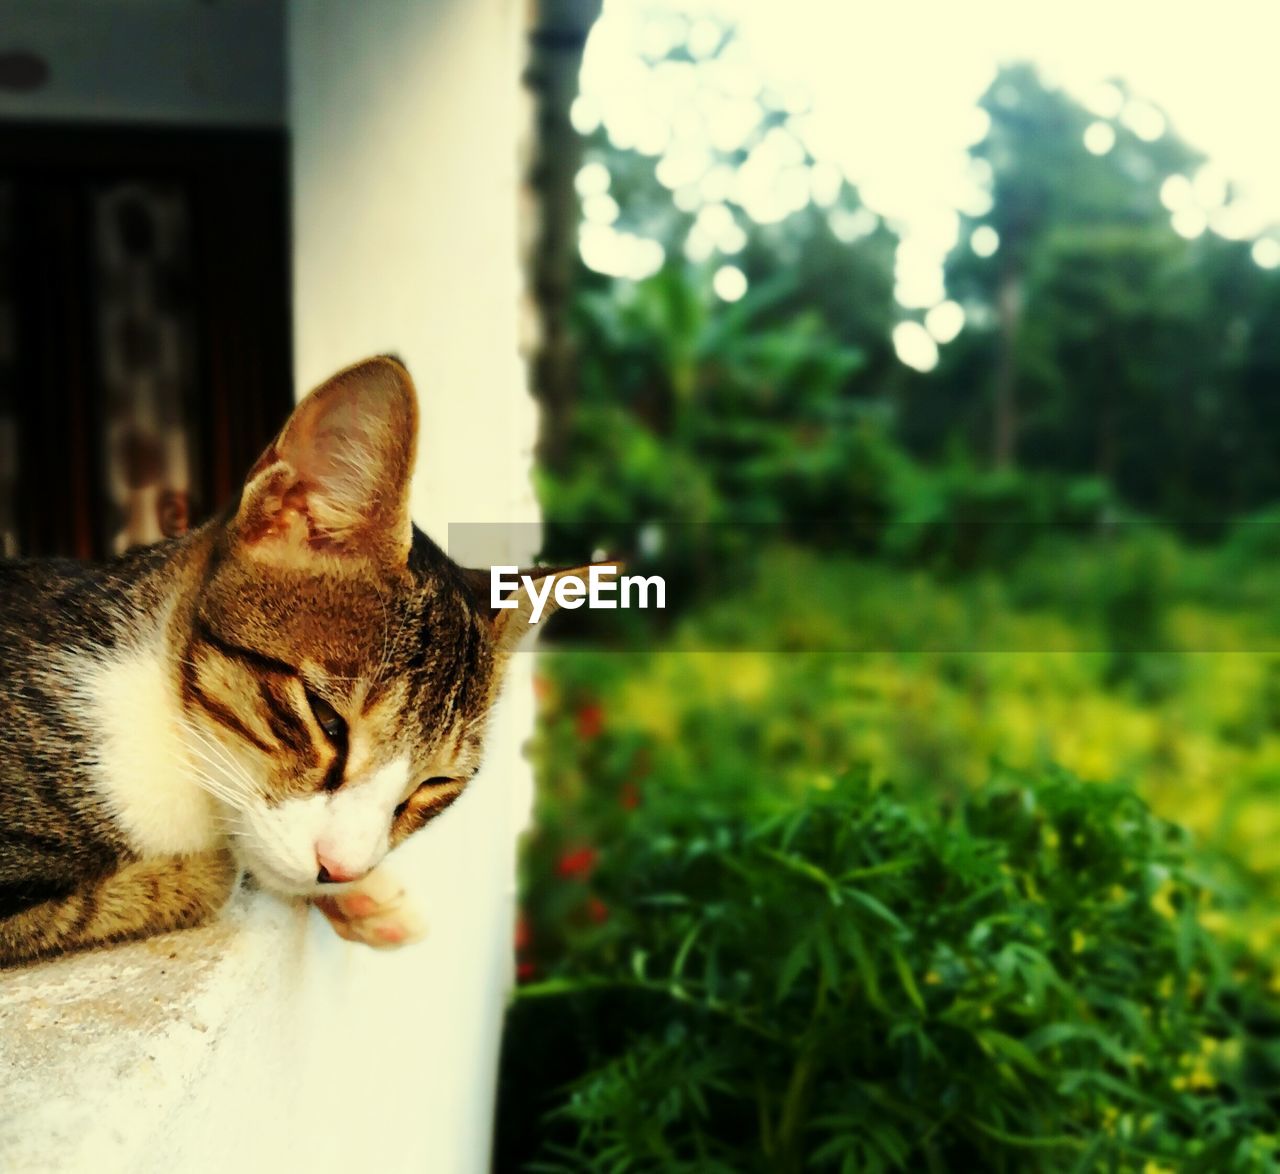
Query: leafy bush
1224,506,1280,572
881,464,1115,575
501,768,1278,1171
539,255,1129,598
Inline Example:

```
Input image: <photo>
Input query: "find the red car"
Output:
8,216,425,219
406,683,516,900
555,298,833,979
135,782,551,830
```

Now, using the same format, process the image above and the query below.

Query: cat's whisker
186,771,251,813
174,736,252,795
182,723,263,795
161,744,245,802
373,588,396,687
172,741,257,813
170,734,311,870
239,809,306,869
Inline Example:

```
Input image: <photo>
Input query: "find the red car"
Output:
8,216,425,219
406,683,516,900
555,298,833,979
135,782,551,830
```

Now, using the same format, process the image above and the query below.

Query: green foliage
540,266,899,596
881,459,1116,574
1225,507,1280,571
542,255,1119,592
937,62,1280,515
510,21,1280,1173
500,535,1280,1170
547,53,1280,557
542,266,869,532
1097,530,1182,700
506,765,1278,1171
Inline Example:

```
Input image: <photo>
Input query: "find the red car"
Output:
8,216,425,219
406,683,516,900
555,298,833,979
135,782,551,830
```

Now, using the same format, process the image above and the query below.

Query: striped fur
0,357,580,965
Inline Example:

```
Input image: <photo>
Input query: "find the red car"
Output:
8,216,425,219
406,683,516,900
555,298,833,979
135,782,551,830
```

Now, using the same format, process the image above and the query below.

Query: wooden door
0,121,292,559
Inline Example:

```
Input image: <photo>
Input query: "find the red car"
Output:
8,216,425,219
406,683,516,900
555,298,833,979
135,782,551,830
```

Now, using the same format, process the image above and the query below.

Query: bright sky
575,0,1280,370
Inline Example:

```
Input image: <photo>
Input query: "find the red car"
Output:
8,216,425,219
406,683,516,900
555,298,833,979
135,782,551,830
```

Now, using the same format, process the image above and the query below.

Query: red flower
620,781,641,810
556,845,598,880
575,702,604,741
516,960,537,982
514,913,531,952
586,896,610,924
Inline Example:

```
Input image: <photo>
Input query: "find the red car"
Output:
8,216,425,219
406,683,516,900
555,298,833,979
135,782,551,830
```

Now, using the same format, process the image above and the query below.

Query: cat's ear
233,356,418,563
462,563,606,653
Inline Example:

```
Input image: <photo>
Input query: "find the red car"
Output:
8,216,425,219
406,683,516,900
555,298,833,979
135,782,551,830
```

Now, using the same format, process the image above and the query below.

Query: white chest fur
71,641,221,857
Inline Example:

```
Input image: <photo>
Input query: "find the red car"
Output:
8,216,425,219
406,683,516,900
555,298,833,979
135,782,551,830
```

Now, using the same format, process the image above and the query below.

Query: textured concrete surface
0,888,309,1173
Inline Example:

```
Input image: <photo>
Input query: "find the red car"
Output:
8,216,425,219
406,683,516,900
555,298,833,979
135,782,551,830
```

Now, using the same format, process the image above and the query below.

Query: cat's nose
315,851,366,885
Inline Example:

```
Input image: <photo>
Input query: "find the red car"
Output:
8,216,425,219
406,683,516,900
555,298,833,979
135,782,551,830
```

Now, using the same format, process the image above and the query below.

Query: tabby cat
0,356,579,965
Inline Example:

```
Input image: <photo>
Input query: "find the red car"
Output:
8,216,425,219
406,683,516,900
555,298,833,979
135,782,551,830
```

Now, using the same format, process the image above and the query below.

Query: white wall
291,0,538,540
289,2,538,1172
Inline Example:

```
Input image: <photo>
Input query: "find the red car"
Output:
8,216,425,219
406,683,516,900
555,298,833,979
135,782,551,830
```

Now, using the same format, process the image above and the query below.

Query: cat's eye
305,690,347,744
394,777,459,821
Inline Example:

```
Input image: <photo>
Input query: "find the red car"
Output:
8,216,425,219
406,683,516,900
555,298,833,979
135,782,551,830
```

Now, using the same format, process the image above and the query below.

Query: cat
0,356,581,966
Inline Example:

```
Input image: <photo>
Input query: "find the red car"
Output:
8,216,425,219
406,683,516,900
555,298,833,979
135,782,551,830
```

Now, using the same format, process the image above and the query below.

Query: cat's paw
313,868,427,950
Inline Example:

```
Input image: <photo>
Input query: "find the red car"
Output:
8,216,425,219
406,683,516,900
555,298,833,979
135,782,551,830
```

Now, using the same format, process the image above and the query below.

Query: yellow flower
1187,1064,1217,1091
1199,909,1229,934
1151,879,1177,920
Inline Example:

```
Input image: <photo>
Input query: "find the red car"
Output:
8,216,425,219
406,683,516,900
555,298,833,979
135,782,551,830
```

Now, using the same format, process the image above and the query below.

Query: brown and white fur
0,356,581,966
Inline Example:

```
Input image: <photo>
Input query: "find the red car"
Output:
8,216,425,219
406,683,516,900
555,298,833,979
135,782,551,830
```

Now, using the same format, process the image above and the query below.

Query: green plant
502,767,1279,1172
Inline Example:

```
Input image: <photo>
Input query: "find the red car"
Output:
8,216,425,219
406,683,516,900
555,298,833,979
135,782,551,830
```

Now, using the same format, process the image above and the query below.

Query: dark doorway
0,121,292,559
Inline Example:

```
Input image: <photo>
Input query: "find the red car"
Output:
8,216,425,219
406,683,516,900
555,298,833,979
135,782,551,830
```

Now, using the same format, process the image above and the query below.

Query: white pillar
288,1,537,1171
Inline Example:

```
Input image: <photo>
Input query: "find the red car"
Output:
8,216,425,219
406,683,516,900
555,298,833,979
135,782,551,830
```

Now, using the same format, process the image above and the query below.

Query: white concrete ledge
1,888,308,1173
0,717,523,1174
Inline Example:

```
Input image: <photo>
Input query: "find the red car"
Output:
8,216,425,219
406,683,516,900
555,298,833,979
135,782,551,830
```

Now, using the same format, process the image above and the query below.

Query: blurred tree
945,65,1202,471
544,264,868,533
542,8,902,552
1016,228,1273,524
1231,259,1280,512
525,0,604,472
738,193,900,404
550,19,1280,541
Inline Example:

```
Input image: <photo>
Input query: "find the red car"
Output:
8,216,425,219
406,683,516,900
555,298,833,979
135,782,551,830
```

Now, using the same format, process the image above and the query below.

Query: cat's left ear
462,563,607,653
233,356,418,563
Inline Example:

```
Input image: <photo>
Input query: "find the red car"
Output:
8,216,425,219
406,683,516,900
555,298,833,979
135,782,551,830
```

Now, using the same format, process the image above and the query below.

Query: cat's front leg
0,848,239,967
312,866,427,949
